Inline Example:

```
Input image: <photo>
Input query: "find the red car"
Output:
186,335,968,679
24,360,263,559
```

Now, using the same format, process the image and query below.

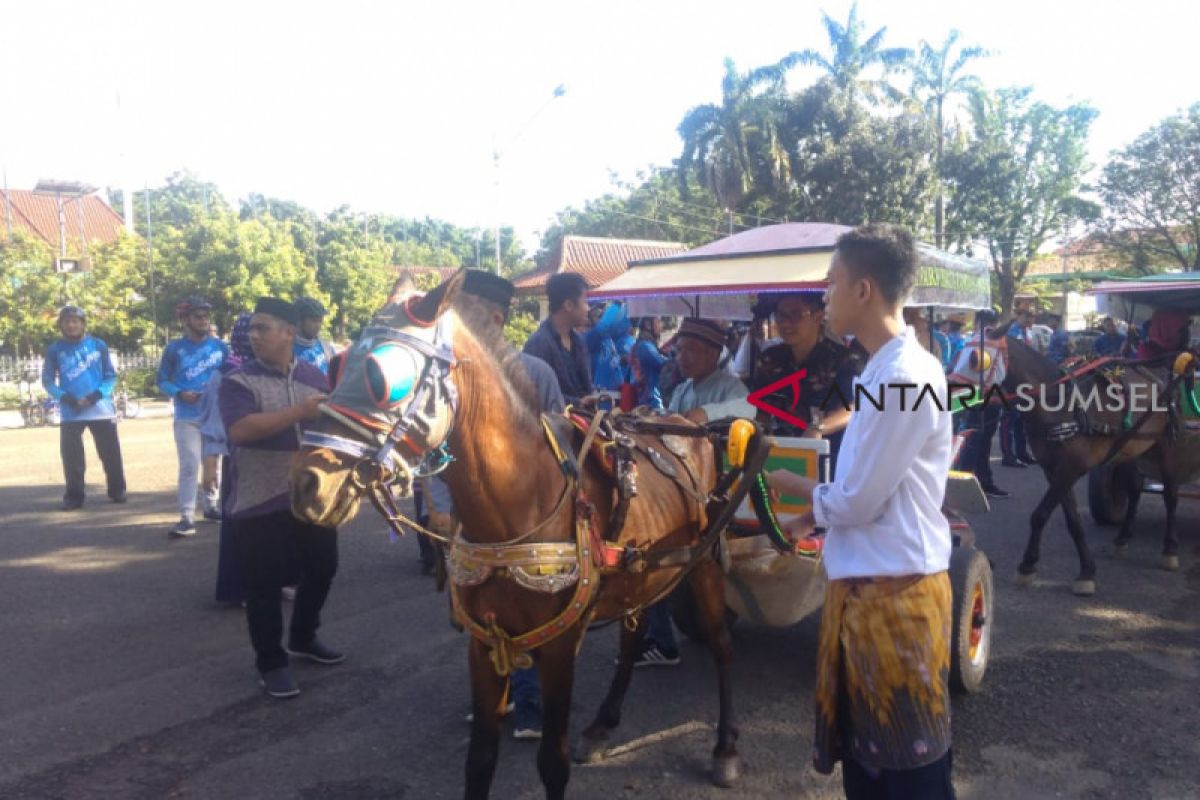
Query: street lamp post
493,84,565,275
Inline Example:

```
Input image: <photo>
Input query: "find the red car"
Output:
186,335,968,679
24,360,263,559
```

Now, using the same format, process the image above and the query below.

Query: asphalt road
0,417,1197,799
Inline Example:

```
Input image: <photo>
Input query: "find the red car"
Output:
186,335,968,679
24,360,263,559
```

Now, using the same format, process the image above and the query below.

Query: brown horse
289,271,746,799
1000,334,1193,595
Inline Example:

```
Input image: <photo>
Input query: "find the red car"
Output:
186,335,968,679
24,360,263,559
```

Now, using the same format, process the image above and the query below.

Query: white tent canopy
590,223,991,319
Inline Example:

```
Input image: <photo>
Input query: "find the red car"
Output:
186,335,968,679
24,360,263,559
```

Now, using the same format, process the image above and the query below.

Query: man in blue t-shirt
294,297,336,374
158,297,229,537
42,305,127,510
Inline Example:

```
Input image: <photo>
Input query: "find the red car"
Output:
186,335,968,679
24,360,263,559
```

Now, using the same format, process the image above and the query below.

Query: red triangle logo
747,368,808,430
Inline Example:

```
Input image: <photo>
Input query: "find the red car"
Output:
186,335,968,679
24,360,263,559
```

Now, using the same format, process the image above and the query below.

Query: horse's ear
409,268,467,323
386,272,418,306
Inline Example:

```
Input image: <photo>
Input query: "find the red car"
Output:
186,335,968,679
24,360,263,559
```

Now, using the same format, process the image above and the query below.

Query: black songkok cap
462,269,515,309
254,297,299,326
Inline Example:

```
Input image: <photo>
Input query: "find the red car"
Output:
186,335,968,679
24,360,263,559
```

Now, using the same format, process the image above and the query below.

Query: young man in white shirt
768,224,956,799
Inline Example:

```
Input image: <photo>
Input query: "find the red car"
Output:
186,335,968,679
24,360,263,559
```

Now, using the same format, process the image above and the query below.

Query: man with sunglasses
751,292,861,471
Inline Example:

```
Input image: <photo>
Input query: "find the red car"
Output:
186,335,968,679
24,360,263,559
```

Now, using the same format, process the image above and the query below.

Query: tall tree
678,57,794,211
908,30,988,247
1095,103,1200,272
785,1,912,107
943,88,1097,314
0,232,59,357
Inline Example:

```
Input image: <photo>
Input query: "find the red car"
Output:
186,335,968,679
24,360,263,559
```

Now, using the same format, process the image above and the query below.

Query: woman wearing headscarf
1136,308,1192,360
201,313,253,605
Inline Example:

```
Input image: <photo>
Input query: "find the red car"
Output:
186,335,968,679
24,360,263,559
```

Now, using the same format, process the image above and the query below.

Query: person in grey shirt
421,269,559,741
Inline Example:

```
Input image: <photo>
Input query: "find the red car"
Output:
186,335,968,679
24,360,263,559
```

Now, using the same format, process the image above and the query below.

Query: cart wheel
949,546,992,694
1088,463,1127,526
668,582,737,643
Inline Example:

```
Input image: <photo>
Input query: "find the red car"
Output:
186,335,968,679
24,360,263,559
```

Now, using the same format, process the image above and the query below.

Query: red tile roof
1,189,126,254
513,235,687,295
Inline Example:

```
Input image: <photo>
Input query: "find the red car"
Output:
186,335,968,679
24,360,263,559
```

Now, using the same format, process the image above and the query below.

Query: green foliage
1095,103,1200,272
784,1,912,107
502,310,539,349
119,366,159,398
942,88,1097,314
0,232,59,356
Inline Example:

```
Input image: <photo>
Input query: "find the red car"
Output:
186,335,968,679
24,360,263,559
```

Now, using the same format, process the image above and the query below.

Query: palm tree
784,2,912,107
909,30,988,246
677,58,794,211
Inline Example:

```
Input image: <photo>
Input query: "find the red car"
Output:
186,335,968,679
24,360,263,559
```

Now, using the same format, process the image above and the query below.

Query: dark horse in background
288,271,748,799
1000,333,1195,595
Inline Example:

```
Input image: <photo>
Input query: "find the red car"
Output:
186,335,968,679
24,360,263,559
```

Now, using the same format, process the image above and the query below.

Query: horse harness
447,410,771,675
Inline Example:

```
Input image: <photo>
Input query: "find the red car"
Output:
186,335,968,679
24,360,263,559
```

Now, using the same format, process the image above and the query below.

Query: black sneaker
632,641,681,668
62,499,84,511
110,493,127,504
169,517,196,538
286,638,345,665
259,667,300,699
203,508,221,521
1018,456,1038,466
1000,459,1027,468
982,485,1010,499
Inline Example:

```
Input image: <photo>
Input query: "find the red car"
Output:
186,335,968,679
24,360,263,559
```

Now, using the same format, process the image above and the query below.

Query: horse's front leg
688,558,740,787
1113,462,1144,555
574,606,648,764
465,638,507,800
1059,483,1097,596
1017,469,1067,583
1160,469,1181,571
534,635,578,800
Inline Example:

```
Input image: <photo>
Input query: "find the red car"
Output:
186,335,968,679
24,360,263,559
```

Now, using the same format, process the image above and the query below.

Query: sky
2,0,1198,252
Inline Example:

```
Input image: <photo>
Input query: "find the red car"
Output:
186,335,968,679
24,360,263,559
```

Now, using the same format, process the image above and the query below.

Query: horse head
289,269,467,528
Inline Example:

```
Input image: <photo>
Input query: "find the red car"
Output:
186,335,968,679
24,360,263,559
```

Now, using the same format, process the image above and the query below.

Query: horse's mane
450,293,541,426
1004,334,1062,384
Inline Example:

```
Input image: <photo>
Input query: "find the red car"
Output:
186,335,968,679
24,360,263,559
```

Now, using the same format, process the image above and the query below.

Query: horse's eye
365,343,420,409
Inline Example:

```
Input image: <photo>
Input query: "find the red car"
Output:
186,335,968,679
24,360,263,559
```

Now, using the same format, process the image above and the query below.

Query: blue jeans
512,666,539,715
645,600,678,652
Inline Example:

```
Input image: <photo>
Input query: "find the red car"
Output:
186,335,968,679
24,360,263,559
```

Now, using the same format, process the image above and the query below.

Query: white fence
0,353,158,384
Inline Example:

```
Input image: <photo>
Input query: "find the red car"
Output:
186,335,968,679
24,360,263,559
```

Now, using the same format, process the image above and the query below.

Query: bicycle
17,372,57,427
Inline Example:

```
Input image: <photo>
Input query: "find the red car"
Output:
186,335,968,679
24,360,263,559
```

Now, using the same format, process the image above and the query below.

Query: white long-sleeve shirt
811,327,952,580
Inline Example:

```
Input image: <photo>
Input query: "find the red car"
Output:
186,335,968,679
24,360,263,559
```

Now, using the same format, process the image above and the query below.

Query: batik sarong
813,571,952,774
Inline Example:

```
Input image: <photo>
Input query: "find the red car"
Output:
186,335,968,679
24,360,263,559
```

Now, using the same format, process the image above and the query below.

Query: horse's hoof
711,754,741,788
1072,579,1096,597
1162,555,1180,571
1113,544,1129,558
572,735,608,765
1015,571,1036,587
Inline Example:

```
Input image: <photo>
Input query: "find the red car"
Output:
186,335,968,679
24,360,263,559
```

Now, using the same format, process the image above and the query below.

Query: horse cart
591,222,996,693
1083,273,1200,526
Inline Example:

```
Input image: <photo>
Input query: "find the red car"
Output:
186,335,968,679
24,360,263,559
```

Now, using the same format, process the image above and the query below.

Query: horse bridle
300,308,459,506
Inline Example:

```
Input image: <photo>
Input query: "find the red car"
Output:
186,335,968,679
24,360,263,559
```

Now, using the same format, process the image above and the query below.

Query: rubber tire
668,582,737,643
949,546,993,695
1087,463,1128,526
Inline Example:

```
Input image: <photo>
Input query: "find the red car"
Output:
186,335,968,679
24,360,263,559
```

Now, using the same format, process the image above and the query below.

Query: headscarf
227,313,253,368
1137,308,1191,359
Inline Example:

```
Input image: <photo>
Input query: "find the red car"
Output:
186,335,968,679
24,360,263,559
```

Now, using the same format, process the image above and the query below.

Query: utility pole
145,185,159,358
493,84,566,275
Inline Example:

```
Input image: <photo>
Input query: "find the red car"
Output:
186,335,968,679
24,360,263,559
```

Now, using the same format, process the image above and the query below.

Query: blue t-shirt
42,336,118,422
158,336,230,421
295,338,334,374
632,337,669,409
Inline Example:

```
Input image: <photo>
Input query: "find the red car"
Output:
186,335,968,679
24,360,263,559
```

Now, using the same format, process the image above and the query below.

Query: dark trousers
999,409,1030,462
59,419,126,504
232,510,338,674
213,458,244,604
959,405,1001,488
843,749,955,800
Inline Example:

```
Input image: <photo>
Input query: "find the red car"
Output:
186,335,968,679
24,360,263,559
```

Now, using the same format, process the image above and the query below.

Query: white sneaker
465,701,515,723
